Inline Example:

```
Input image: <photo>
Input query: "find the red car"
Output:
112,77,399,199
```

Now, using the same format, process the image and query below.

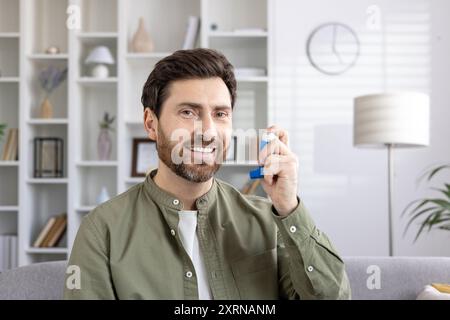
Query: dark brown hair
141,48,236,117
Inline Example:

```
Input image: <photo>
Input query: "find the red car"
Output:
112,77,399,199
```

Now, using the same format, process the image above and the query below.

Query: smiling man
64,48,351,300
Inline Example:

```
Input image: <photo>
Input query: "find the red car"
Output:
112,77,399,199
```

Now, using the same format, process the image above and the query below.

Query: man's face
146,77,233,182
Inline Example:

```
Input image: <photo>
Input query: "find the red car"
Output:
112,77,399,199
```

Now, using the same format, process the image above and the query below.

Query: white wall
272,0,450,256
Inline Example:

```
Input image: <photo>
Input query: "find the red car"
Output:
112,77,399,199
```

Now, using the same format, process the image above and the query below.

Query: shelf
222,161,259,167
0,32,19,38
125,177,145,184
236,76,269,83
25,247,68,254
0,77,19,83
77,77,118,86
26,178,68,184
0,161,19,167
77,32,118,39
76,161,118,167
0,206,19,212
125,119,143,126
125,52,172,59
75,206,95,212
27,118,68,125
209,31,268,38
28,53,69,60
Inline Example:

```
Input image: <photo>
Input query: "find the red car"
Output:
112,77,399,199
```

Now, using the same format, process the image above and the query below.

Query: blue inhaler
249,132,277,179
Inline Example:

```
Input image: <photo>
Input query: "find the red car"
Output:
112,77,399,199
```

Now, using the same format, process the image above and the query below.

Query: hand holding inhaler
249,131,278,179
248,127,299,217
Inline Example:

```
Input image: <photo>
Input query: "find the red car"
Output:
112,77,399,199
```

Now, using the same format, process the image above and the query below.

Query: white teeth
190,147,214,153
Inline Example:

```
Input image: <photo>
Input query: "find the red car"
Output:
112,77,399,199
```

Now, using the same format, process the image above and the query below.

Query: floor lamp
353,92,430,256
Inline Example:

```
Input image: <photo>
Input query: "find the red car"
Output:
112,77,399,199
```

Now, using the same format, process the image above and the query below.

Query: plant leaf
414,213,435,242
401,199,428,218
403,205,438,237
427,164,450,181
430,187,450,200
428,199,450,211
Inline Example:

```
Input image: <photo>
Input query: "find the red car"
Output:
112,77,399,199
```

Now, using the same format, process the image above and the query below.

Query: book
32,216,57,247
182,16,200,50
0,235,17,271
1,128,18,161
10,235,17,269
1,129,12,161
241,179,261,195
247,179,261,195
44,214,67,247
0,236,6,272
9,128,18,161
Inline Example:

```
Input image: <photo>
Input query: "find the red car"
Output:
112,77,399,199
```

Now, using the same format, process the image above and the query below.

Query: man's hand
258,125,299,217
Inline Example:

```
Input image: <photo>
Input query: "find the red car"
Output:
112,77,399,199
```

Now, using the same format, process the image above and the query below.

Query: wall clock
306,22,360,75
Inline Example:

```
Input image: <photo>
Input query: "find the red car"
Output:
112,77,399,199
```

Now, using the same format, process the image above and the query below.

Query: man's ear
144,108,158,141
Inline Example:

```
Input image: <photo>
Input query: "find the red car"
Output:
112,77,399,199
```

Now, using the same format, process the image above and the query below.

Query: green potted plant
402,164,450,242
0,123,6,142
97,112,115,161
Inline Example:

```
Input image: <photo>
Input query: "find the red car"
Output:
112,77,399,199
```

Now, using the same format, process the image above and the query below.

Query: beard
156,126,226,183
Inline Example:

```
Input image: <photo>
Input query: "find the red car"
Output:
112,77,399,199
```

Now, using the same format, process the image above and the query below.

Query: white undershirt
177,210,213,300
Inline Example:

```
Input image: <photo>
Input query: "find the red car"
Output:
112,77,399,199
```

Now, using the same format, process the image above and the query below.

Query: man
64,48,351,300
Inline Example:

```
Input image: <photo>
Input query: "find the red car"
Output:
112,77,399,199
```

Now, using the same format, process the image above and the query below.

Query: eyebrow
176,102,232,111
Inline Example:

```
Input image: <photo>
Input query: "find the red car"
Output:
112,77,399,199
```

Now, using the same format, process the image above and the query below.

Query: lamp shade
85,46,115,65
353,92,430,148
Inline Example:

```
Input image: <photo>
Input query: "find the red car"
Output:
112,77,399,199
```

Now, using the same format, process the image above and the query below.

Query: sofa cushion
344,257,450,300
0,260,67,300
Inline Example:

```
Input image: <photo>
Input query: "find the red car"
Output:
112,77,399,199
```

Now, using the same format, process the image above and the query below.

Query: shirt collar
144,168,218,211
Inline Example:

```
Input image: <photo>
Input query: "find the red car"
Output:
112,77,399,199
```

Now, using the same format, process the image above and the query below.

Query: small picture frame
34,137,64,178
131,138,158,177
226,136,237,162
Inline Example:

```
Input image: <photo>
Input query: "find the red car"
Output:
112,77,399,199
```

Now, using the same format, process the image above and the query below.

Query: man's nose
199,113,218,141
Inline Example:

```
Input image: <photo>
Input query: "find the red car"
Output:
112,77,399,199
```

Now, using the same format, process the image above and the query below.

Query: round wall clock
306,22,360,75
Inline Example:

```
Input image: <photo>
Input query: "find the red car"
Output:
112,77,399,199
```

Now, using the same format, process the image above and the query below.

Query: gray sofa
0,257,449,299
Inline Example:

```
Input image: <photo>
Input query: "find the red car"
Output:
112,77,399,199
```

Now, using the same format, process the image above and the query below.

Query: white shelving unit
0,0,271,266
0,0,21,270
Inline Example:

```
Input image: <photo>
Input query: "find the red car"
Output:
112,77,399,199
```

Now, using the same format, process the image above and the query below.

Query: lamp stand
387,143,394,256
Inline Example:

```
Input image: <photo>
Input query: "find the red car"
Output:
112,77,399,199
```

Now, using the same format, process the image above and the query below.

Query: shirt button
173,199,179,205
186,271,193,278
170,229,176,236
289,226,297,233
307,265,314,272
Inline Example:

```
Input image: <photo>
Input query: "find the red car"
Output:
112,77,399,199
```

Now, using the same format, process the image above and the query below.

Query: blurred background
0,0,449,270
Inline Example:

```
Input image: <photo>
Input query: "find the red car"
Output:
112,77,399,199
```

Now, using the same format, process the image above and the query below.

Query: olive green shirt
64,169,351,300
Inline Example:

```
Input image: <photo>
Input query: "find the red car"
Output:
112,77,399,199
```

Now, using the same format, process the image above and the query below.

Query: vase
40,97,53,119
97,128,112,160
96,186,110,205
131,17,154,53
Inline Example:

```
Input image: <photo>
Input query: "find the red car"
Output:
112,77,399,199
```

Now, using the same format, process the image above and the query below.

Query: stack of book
1,128,19,161
32,213,67,248
0,234,18,272
241,179,261,195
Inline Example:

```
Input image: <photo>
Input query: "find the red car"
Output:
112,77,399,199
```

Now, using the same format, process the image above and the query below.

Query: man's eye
216,111,228,118
181,110,195,117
